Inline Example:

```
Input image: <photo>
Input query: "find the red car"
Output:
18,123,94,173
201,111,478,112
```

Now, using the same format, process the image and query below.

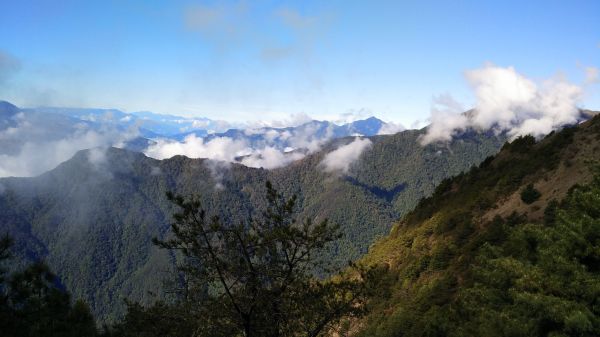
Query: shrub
521,184,541,204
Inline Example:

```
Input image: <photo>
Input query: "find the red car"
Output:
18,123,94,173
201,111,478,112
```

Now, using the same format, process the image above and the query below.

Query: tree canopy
111,182,373,337
0,234,97,337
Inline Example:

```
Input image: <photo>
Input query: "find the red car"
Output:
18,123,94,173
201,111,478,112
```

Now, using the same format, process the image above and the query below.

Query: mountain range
0,101,402,177
0,117,504,322
4,98,596,333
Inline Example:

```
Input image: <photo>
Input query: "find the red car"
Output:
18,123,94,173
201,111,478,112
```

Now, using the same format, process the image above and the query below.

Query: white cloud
204,159,231,190
143,134,304,170
320,137,372,174
421,64,585,144
420,110,469,144
143,122,331,170
241,147,305,169
419,94,468,144
191,119,211,129
377,121,405,135
288,122,333,152
0,127,135,177
144,135,248,162
87,147,108,168
244,112,314,129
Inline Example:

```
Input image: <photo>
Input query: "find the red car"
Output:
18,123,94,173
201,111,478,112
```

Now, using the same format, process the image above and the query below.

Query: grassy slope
353,115,600,337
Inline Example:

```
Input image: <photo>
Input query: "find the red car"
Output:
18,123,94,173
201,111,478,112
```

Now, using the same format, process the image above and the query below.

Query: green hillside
0,129,503,323
353,115,600,336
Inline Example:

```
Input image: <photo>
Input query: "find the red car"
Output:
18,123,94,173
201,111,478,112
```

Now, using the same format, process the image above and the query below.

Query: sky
0,0,599,126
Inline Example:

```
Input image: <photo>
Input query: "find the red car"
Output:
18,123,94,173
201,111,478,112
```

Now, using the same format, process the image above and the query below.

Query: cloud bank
320,137,372,173
145,135,248,162
421,64,587,144
144,131,317,170
0,126,137,177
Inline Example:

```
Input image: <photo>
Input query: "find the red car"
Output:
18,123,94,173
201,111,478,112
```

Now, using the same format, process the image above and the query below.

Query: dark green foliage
520,183,541,204
0,233,12,285
104,301,197,337
543,199,559,225
457,168,600,337
503,135,536,153
0,129,504,322
0,236,97,337
113,183,371,337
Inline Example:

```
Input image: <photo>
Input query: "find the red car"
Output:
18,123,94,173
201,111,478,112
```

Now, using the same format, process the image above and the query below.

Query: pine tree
120,182,372,337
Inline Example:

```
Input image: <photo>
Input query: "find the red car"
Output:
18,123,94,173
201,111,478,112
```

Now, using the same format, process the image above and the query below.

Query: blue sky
0,0,598,125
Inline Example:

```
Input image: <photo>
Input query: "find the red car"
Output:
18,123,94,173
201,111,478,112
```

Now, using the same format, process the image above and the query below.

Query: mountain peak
0,100,20,117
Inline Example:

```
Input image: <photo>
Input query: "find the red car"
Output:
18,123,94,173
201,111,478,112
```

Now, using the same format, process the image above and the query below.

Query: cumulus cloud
421,64,586,144
320,137,372,174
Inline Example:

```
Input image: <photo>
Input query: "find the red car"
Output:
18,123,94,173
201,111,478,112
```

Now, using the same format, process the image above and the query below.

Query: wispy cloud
0,50,20,89
377,121,405,135
143,120,334,170
585,66,599,84
184,0,249,47
320,137,372,174
184,2,330,65
0,126,137,177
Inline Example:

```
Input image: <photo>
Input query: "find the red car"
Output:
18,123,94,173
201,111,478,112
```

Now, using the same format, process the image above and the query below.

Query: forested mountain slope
0,128,503,322
353,114,600,337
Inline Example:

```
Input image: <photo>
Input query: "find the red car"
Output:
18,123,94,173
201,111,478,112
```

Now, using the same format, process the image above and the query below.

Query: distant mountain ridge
22,103,395,140
0,100,403,176
172,117,389,152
